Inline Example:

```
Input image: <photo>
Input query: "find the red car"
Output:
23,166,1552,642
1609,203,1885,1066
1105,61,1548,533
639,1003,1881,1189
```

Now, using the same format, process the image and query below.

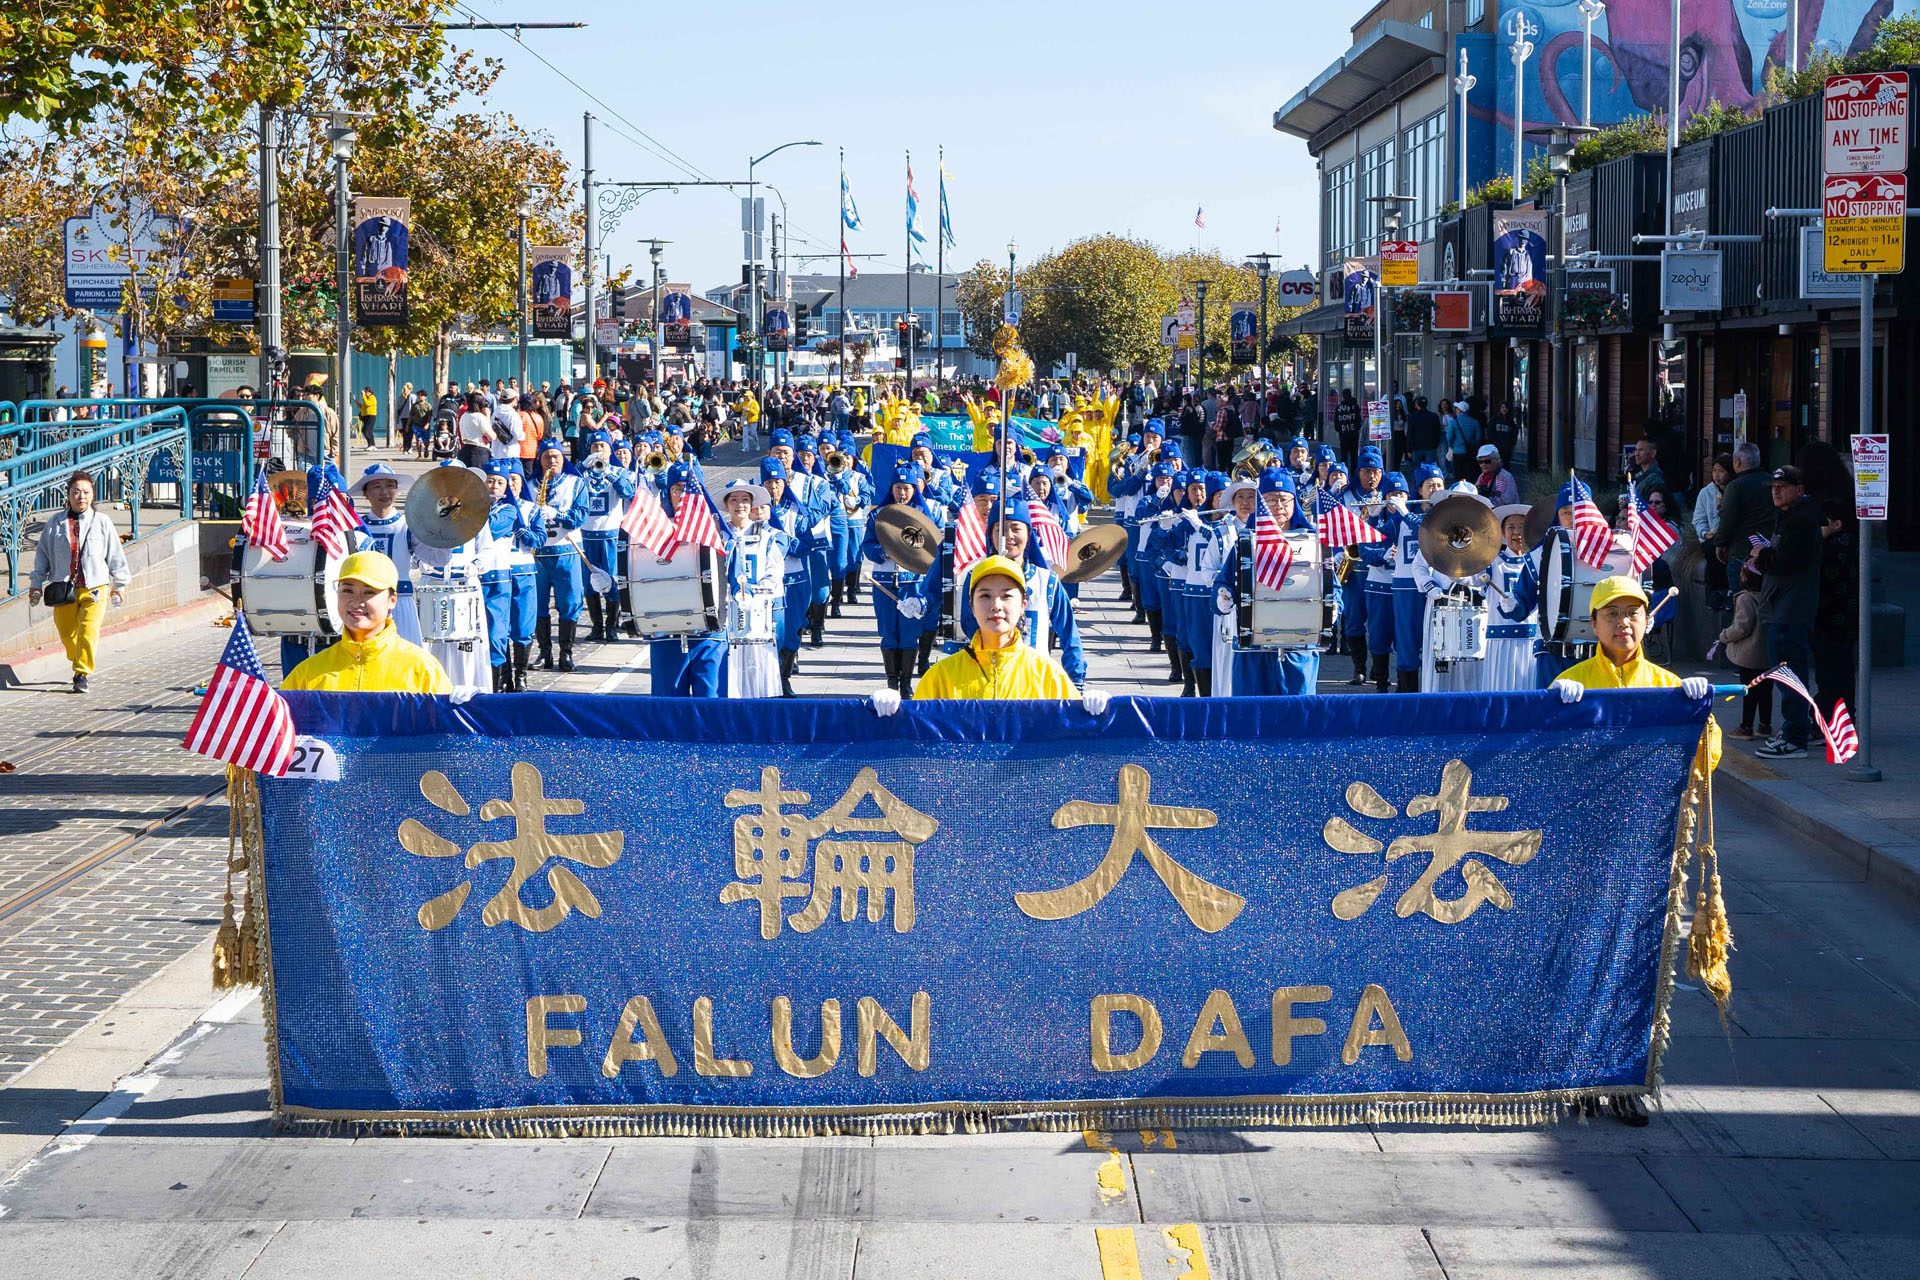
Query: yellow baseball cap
968,554,1028,594
337,550,400,592
1589,575,1649,615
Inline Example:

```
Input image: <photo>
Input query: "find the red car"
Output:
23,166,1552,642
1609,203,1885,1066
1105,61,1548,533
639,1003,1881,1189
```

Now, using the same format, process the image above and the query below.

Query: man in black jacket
1405,395,1444,469
1712,441,1772,596
1334,388,1360,468
1753,465,1824,758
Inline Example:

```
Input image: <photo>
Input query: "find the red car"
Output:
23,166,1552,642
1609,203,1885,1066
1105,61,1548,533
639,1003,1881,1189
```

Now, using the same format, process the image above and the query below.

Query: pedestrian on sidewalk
1752,465,1824,759
1716,563,1772,741
28,470,131,694
357,386,379,448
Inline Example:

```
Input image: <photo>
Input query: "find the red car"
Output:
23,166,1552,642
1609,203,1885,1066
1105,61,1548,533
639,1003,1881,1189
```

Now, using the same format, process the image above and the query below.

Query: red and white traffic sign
1379,241,1419,288
1823,172,1906,273
1824,71,1909,175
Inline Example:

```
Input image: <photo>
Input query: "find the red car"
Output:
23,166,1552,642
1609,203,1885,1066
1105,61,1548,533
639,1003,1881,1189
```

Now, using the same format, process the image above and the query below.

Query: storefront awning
1275,302,1346,337
1272,21,1446,142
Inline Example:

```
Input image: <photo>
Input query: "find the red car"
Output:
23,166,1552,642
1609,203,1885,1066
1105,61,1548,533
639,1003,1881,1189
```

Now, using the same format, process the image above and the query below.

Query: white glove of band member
1550,679,1585,704
450,684,481,706
1681,676,1710,700
897,597,925,620
1082,687,1111,716
1155,511,1177,529
870,687,902,717
1182,508,1203,528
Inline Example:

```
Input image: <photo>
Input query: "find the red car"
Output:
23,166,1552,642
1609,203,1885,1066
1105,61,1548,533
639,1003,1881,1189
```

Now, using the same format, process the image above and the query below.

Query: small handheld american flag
1625,486,1677,575
1316,502,1385,548
241,469,289,563
182,614,296,777
1568,472,1613,570
308,468,363,559
1252,500,1293,591
1749,533,1772,555
1027,498,1069,568
954,497,989,569
620,484,675,556
1750,664,1860,764
666,485,728,555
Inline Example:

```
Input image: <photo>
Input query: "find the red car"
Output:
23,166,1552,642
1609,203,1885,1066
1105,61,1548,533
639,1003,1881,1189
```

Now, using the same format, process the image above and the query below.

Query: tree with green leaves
953,260,1010,359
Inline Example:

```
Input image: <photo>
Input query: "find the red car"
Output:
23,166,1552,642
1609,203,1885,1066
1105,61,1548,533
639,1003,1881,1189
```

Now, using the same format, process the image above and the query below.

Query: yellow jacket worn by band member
282,551,452,693
915,554,1080,700
1558,576,1721,773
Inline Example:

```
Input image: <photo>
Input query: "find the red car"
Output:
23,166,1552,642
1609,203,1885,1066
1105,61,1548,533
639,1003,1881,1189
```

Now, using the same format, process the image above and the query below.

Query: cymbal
1059,524,1128,584
1418,494,1501,579
1523,497,1557,551
873,504,941,575
268,471,309,517
406,466,491,549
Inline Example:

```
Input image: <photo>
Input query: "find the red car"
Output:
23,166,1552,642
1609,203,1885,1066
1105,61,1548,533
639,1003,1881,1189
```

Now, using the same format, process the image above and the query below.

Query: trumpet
644,451,668,472
825,450,850,474
1019,446,1037,466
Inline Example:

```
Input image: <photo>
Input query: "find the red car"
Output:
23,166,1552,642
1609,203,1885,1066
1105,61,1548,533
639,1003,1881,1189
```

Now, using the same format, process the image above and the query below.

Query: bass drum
1540,527,1629,654
1236,528,1323,650
240,525,340,637
626,542,722,638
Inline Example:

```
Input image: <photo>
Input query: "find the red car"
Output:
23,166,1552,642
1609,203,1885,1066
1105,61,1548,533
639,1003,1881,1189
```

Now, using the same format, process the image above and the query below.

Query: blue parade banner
252,691,1711,1134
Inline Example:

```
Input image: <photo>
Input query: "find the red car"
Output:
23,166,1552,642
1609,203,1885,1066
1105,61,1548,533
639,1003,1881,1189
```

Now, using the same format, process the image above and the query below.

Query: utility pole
904,149,914,393
1454,49,1477,210
256,104,283,405
328,113,358,477
935,144,946,393
517,202,531,392
582,112,597,388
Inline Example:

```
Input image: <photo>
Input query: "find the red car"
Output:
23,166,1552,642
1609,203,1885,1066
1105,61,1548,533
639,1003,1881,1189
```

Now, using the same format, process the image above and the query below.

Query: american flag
1027,499,1069,567
954,496,989,568
1750,664,1860,764
620,482,675,556
241,469,289,562
1568,472,1613,570
666,486,728,554
181,614,295,777
1750,533,1772,554
308,468,363,559
1625,486,1677,575
1194,206,1206,229
1252,500,1294,591
1316,501,1385,548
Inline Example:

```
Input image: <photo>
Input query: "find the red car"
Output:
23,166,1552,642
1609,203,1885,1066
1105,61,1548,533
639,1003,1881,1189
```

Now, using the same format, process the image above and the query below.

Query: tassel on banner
213,768,265,991
1684,763,1735,1021
211,766,245,991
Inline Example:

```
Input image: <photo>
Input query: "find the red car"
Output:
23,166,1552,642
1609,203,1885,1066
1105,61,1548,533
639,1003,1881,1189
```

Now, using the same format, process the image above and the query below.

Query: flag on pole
1195,206,1207,230
666,486,728,555
1316,502,1385,548
241,469,289,562
1253,499,1294,590
939,162,956,251
308,467,363,560
954,497,989,569
906,163,927,254
1027,499,1069,567
620,482,675,556
841,232,858,280
1624,485,1677,575
1568,472,1613,570
840,173,861,230
181,614,296,777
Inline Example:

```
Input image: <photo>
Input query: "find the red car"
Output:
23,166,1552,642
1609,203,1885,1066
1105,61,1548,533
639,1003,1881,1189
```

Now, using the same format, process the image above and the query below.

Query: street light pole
1510,13,1536,190
1578,0,1606,128
517,201,531,393
1247,254,1275,380
256,104,284,403
746,140,822,394
582,112,596,389
1454,49,1477,209
328,114,358,476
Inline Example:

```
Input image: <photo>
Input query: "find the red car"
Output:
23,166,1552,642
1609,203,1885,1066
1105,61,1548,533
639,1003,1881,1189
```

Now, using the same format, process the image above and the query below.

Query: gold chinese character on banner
1323,760,1542,924
1017,764,1244,933
719,766,937,940
398,764,625,932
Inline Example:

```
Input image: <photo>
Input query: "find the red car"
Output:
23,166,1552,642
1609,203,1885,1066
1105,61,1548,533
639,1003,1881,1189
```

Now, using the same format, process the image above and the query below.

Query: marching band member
1413,485,1493,694
1519,482,1582,688
1024,466,1083,600
1262,469,1323,695
860,460,940,697
1480,503,1540,692
282,551,451,693
969,496,1087,689
1108,431,1146,616
1205,477,1261,695
530,438,589,673
648,463,729,698
1349,457,1397,692
786,433,836,649
1334,450,1383,686
761,456,812,697
720,478,785,698
413,462,495,697
348,463,419,644
1148,469,1211,696
1041,447,1096,535
1383,463,1446,693
1284,437,1313,485
577,428,636,644
827,440,874,617
481,461,544,692
1130,459,1179,662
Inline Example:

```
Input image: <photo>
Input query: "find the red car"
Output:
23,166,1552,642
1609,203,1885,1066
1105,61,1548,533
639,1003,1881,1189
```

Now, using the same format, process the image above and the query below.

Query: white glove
1082,687,1110,716
1155,511,1177,529
1681,677,1710,700
450,684,480,706
870,687,902,717
898,596,926,620
1182,508,1202,528
1550,679,1585,704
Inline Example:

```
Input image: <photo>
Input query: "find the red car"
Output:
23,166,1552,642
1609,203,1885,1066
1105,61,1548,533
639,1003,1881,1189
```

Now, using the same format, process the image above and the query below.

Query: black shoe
917,635,935,677
779,649,797,698
557,621,577,673
829,604,843,620
72,673,89,694
1347,669,1367,686
512,643,530,691
584,596,605,644
811,626,825,648
535,619,554,670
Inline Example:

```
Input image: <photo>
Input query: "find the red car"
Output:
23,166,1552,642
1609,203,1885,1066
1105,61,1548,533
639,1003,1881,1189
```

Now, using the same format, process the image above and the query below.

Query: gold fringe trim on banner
211,766,254,990
1685,762,1734,1021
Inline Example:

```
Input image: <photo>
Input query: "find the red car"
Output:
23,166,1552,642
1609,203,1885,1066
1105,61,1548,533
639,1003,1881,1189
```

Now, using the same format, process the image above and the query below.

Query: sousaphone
1417,494,1502,579
406,465,491,549
873,504,941,575
1058,525,1128,584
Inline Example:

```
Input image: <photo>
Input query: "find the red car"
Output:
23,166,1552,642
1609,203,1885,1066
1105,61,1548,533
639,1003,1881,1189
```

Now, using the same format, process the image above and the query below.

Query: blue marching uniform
828,459,873,611
481,462,544,689
648,470,729,698
1355,477,1403,690
862,461,941,695
576,437,636,643
529,440,589,672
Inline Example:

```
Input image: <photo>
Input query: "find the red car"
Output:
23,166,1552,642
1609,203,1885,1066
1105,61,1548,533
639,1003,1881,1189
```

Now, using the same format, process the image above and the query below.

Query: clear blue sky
448,0,1356,291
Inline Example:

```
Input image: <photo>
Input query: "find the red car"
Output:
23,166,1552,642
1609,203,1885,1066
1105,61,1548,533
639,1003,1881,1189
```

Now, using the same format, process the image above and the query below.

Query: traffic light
794,302,812,341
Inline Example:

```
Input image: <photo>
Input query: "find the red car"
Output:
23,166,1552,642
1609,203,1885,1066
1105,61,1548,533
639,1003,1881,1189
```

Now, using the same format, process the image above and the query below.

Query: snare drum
1431,595,1488,662
1236,528,1323,650
240,525,340,637
1540,527,1629,655
415,579,486,642
626,543,722,637
727,591,778,644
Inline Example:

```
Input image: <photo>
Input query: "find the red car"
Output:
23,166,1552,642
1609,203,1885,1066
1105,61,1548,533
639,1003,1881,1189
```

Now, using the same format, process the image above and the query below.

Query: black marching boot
846,565,862,603
830,580,845,619
1396,668,1419,694
1347,635,1368,685
1370,652,1390,694
916,632,935,678
604,594,626,642
535,618,554,670
1167,646,1184,685
881,649,901,694
557,620,577,673
897,649,915,699
512,642,530,691
584,596,606,645
491,664,506,693
1147,610,1163,653
778,649,797,697
1196,667,1213,697
1181,655,1197,698
809,603,826,648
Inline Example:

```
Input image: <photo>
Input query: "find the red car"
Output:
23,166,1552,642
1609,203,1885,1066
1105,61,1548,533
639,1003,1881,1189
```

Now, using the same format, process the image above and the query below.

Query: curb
0,593,230,689
1715,755,1920,906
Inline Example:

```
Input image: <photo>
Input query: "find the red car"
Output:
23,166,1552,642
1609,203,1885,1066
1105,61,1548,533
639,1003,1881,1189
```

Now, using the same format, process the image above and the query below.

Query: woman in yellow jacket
283,551,452,693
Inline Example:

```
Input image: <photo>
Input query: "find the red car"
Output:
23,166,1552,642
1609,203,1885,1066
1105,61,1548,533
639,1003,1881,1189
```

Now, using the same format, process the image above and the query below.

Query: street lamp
1508,10,1538,191
1577,0,1606,128
1246,254,1276,381
1365,193,1411,421
327,113,360,476
1534,123,1598,473
517,200,533,393
1453,49,1477,210
746,140,821,392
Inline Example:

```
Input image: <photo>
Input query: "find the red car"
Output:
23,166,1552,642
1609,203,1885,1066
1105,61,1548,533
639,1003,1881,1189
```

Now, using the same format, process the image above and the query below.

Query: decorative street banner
1341,258,1376,344
1229,304,1258,365
1492,209,1547,331
660,290,694,350
352,197,411,327
63,189,182,311
251,693,1713,1135
529,247,573,339
763,304,792,353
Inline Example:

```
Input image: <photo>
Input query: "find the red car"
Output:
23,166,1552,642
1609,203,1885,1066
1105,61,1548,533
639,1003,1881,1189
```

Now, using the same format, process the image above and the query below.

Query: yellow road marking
1138,1128,1177,1148
1162,1224,1212,1280
1096,1227,1144,1280
1096,1151,1128,1201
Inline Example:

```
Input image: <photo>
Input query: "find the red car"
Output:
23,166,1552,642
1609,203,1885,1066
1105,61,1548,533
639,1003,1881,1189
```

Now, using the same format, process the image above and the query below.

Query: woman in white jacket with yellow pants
28,470,131,693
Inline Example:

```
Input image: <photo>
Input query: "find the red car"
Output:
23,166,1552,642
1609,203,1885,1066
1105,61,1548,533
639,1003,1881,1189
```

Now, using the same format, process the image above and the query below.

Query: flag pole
838,147,846,388
936,145,945,396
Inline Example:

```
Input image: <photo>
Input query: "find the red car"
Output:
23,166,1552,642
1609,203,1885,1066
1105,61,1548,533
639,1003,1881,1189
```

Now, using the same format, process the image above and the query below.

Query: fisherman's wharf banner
251,691,1714,1135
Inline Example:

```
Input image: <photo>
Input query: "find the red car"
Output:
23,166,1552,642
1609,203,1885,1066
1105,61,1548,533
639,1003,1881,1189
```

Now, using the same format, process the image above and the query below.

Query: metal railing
0,408,193,600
